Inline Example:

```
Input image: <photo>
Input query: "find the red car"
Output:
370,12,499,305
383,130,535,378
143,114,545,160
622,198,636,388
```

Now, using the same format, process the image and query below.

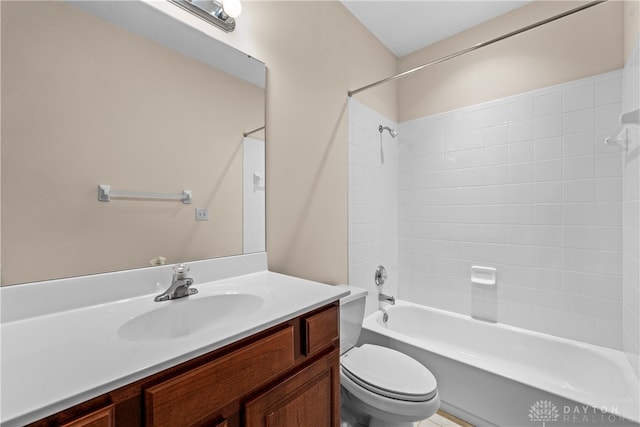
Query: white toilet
339,286,440,427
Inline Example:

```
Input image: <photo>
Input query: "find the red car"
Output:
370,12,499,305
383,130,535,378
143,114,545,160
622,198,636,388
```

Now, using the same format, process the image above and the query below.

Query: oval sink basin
118,294,264,341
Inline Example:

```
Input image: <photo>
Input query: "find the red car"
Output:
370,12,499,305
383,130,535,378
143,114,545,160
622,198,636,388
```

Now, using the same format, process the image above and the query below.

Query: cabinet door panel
245,349,340,427
304,305,339,356
145,327,295,427
60,404,114,427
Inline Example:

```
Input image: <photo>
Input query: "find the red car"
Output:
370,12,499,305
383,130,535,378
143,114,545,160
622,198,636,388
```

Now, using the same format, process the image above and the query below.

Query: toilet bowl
338,286,439,427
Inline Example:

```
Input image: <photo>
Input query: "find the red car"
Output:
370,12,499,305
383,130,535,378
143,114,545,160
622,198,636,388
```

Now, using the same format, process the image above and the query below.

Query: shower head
378,125,398,138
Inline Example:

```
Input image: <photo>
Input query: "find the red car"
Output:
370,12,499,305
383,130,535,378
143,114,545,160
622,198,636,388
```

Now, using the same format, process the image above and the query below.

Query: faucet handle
375,265,387,287
173,263,190,279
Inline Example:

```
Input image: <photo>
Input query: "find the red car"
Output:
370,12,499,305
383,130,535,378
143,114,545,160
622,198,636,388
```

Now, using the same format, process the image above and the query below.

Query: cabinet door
244,349,340,427
145,327,295,427
60,404,114,427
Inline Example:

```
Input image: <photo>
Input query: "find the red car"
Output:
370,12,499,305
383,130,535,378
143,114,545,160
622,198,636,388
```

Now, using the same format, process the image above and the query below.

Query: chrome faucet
375,265,395,305
378,293,395,305
154,263,198,302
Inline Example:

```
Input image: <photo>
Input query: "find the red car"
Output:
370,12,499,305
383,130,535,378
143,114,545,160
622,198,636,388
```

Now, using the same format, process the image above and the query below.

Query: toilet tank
337,285,368,354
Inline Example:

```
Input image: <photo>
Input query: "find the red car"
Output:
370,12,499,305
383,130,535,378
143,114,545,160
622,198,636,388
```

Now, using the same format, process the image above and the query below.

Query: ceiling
341,1,533,58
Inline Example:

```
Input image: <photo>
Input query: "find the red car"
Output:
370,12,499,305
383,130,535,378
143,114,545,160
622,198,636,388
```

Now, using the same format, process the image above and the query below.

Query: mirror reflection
1,1,266,285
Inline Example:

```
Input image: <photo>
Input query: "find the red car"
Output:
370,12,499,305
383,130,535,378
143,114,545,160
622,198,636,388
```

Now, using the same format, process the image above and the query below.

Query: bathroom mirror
1,0,266,285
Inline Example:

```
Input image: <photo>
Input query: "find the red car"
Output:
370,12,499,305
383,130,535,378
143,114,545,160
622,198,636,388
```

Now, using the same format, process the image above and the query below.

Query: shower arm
379,125,398,138
348,0,607,97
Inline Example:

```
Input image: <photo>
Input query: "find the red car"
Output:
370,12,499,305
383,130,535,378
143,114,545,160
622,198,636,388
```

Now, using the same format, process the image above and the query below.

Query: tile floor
417,411,471,427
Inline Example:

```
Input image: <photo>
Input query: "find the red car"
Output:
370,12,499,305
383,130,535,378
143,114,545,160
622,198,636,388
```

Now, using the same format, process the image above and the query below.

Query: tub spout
378,293,395,305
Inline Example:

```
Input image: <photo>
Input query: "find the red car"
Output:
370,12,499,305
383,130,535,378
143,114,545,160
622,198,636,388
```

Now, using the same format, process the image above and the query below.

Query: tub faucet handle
375,265,387,287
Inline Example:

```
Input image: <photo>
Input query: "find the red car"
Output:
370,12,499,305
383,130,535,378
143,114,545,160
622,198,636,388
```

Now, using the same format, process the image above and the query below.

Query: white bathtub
360,300,640,427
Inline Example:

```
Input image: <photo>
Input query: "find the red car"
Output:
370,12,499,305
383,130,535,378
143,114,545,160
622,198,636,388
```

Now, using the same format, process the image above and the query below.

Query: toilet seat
341,344,437,402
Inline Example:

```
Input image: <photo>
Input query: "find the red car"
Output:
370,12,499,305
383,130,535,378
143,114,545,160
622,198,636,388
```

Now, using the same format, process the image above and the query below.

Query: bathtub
360,300,640,427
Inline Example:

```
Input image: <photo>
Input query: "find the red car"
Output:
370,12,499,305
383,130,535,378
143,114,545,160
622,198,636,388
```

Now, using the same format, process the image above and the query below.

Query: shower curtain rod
243,126,266,137
348,0,607,97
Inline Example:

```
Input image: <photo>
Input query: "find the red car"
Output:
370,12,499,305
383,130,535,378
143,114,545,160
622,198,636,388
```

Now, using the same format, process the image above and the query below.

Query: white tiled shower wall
348,99,399,315
398,70,625,349
622,39,640,377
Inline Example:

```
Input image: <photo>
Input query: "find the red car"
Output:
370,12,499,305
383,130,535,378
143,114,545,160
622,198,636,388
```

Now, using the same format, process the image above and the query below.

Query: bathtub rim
362,299,640,424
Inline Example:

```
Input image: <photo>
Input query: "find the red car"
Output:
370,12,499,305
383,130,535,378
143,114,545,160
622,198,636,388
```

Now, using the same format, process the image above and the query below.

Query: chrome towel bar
98,185,192,204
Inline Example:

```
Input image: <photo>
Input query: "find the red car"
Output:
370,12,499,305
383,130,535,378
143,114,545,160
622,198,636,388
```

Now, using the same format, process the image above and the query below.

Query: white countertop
0,253,348,426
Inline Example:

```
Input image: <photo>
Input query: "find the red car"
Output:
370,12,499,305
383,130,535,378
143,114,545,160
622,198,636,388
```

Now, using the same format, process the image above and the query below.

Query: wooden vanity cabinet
27,303,340,427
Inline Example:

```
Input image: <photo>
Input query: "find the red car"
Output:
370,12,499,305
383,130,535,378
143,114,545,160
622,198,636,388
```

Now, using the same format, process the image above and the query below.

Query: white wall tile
535,268,564,292
564,226,594,249
508,162,533,183
508,120,533,143
484,125,508,147
563,156,594,180
534,204,563,225
379,70,626,349
595,73,622,106
484,145,508,165
534,136,563,161
484,165,508,185
485,104,508,127
534,159,563,182
508,97,533,123
563,83,594,112
534,91,562,118
593,202,622,226
563,179,594,203
508,225,533,245
484,184,508,205
534,246,563,269
534,115,563,139
595,103,623,129
508,204,534,225
509,141,534,163
462,129,485,150
595,152,623,178
534,181,563,203
563,108,595,135
464,108,485,131
534,225,563,247
595,177,622,202
564,132,595,157
594,226,622,251
508,183,533,204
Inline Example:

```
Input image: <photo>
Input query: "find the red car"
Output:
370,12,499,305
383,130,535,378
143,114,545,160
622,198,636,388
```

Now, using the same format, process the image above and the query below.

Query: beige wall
258,2,397,284
398,1,624,121
1,2,264,284
204,1,398,284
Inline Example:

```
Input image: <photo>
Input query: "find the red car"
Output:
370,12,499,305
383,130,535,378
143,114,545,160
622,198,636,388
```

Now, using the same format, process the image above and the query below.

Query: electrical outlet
195,208,209,221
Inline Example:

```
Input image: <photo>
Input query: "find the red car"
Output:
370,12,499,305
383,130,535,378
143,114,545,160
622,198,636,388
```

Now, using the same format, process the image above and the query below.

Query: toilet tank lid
336,285,368,305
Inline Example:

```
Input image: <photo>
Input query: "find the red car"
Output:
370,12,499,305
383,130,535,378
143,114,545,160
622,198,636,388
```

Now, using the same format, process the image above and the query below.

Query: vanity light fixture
168,0,242,32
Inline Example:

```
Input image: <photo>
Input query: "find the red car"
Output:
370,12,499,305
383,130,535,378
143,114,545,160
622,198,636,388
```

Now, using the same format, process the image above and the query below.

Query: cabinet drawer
145,327,295,427
304,305,339,355
60,404,114,427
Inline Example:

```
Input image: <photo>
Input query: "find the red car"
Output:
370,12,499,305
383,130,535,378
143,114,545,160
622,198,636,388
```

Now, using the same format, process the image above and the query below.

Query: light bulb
222,0,242,18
